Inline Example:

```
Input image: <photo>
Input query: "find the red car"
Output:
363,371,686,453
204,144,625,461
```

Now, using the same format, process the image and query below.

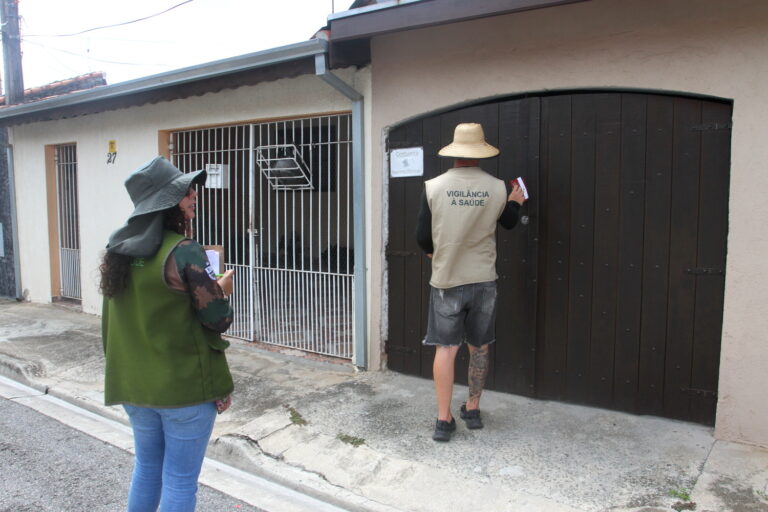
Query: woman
100,157,235,512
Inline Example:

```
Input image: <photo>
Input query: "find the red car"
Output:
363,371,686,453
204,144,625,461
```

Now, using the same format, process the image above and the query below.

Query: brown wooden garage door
386,92,731,425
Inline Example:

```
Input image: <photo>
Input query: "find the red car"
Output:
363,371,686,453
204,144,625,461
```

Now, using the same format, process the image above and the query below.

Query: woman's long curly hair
99,205,190,298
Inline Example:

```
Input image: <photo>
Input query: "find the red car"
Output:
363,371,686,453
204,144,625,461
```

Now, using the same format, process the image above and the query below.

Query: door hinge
685,267,724,276
386,344,417,354
386,250,418,258
681,387,717,399
691,122,732,131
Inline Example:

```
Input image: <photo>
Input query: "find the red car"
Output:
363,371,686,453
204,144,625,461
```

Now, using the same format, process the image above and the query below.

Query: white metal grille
171,114,354,359
55,144,81,300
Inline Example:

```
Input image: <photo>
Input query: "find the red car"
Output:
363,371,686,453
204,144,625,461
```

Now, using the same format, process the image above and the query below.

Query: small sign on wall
205,163,230,189
390,147,423,178
107,140,117,164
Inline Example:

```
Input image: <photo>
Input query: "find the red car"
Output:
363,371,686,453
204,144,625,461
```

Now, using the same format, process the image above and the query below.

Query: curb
0,354,400,512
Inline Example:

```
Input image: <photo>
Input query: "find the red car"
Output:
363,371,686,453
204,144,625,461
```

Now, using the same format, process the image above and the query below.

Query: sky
11,0,340,89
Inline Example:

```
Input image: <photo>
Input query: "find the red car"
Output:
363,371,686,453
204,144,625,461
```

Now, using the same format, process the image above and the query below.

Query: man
416,122,526,442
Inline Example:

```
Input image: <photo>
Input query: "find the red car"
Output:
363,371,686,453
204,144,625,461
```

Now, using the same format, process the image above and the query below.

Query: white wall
366,0,768,445
10,67,368,318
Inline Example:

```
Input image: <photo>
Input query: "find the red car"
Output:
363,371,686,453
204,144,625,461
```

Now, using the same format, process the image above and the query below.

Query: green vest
102,231,234,407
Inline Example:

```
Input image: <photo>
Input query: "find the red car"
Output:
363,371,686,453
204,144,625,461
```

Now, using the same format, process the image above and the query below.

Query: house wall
9,66,371,322
367,0,768,446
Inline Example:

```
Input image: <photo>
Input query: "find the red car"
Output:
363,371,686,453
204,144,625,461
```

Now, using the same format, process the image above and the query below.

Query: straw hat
438,123,499,159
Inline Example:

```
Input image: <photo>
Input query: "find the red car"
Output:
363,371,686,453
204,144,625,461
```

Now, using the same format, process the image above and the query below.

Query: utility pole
0,0,23,299
0,0,24,104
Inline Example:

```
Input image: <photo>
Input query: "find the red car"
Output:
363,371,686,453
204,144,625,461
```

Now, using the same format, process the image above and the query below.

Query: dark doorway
386,92,731,425
0,130,17,298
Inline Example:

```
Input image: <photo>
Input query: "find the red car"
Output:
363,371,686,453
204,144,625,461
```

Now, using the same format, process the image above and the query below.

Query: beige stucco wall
9,66,371,330
367,0,768,446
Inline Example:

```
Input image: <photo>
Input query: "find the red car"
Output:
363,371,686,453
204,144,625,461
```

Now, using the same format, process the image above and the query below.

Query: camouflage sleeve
171,240,234,333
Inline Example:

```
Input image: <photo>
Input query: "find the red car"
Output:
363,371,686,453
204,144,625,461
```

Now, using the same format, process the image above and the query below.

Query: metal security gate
55,144,81,300
172,125,254,339
387,92,731,424
171,114,354,359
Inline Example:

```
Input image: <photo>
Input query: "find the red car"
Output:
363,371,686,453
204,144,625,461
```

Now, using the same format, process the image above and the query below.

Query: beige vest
425,167,507,288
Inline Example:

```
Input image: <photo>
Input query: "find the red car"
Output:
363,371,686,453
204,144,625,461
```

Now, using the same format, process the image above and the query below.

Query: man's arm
415,188,434,254
498,201,520,229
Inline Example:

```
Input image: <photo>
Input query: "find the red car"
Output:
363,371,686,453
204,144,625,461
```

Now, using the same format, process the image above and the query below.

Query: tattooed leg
466,344,490,410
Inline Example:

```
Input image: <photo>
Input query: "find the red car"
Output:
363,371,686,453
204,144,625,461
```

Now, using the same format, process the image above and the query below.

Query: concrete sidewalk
0,300,766,512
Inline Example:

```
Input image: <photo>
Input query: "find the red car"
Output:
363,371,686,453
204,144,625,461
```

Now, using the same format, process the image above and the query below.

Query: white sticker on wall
390,147,424,178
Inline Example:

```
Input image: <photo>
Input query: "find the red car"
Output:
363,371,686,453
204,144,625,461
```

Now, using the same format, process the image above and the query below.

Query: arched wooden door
386,92,731,425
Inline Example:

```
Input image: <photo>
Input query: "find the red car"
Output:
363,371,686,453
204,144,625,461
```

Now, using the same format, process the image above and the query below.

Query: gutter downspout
5,142,22,300
314,53,367,369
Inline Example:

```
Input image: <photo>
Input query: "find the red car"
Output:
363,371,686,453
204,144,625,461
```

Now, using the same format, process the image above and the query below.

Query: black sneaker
460,403,484,429
432,418,456,442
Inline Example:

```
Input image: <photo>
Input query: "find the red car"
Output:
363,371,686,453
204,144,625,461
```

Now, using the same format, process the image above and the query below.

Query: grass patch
336,433,365,447
669,488,696,511
668,489,691,502
285,406,307,426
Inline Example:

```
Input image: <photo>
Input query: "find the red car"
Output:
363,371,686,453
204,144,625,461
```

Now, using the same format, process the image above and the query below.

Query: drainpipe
315,53,367,369
6,142,22,300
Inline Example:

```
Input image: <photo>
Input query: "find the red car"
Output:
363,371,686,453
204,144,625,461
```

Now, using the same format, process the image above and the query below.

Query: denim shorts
423,281,497,347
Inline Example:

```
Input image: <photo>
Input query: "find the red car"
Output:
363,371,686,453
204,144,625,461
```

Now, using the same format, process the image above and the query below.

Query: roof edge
328,0,590,42
0,39,328,122
328,0,424,21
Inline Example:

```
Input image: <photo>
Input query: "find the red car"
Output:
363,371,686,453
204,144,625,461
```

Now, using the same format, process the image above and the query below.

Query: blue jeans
123,402,217,512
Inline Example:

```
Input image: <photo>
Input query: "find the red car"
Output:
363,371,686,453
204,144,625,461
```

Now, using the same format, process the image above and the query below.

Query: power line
23,39,172,68
24,0,194,38
29,44,81,77
43,36,175,44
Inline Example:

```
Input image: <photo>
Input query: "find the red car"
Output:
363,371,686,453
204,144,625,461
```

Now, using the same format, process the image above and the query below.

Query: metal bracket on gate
256,144,314,191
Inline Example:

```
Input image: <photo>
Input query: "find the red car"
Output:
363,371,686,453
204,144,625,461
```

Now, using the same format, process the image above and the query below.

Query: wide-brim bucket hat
105,157,207,257
126,156,207,219
438,123,499,159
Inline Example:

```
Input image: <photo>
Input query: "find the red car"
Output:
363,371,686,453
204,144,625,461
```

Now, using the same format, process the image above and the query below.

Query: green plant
336,433,365,447
286,406,307,426
756,489,768,501
668,489,691,502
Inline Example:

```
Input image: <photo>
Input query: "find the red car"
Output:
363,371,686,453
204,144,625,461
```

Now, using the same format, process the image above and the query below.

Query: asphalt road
0,396,260,512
